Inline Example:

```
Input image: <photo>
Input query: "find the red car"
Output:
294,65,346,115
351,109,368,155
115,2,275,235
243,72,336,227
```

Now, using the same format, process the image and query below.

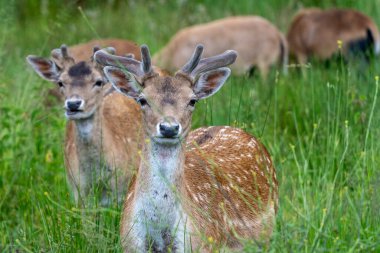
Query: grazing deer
95,44,278,252
26,45,142,206
153,16,288,77
287,8,380,64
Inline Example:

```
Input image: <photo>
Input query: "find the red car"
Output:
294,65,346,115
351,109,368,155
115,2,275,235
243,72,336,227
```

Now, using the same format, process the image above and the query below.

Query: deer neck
74,106,102,144
132,137,188,250
137,139,185,205
73,105,104,166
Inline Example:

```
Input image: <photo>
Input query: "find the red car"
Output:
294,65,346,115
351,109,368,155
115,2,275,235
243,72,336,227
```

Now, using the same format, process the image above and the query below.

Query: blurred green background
1,0,379,252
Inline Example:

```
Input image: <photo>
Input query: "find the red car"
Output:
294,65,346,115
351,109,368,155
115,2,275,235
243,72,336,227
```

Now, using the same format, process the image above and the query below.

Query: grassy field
1,0,380,252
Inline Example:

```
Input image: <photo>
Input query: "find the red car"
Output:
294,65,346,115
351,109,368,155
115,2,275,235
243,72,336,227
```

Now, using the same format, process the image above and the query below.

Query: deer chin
152,136,181,146
65,107,96,120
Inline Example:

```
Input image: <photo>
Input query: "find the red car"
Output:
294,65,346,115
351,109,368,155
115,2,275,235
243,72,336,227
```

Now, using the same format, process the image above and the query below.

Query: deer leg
258,63,269,80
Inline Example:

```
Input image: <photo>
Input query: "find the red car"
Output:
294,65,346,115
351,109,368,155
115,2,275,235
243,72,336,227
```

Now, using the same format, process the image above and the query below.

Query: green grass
1,0,380,252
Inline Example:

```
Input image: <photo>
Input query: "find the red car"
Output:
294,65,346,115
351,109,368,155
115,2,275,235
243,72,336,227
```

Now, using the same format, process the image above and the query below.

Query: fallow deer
95,45,278,252
26,46,142,206
287,8,380,64
46,39,141,104
153,16,288,77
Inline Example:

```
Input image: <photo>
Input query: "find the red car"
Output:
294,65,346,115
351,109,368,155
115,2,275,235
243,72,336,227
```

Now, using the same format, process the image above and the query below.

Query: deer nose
158,121,181,138
66,99,84,111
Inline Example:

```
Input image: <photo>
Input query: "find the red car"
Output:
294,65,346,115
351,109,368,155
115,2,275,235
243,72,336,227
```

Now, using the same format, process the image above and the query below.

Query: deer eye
94,80,103,87
188,98,198,107
137,97,148,107
57,81,64,88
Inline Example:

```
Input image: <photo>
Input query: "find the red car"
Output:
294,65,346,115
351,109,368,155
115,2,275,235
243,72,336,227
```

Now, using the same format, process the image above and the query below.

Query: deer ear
26,55,60,82
104,66,142,99
193,67,231,100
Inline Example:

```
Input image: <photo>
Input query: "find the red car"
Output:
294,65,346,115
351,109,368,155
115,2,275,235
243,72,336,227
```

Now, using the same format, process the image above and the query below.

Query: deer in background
26,45,142,206
95,44,278,252
68,38,141,62
153,16,288,77
287,8,380,64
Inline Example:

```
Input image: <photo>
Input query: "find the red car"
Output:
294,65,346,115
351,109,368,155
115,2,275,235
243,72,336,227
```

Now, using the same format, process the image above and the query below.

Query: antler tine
50,48,60,60
50,44,75,67
140,45,152,74
94,49,144,76
190,50,237,79
60,44,70,58
180,44,204,74
93,46,101,54
104,47,116,55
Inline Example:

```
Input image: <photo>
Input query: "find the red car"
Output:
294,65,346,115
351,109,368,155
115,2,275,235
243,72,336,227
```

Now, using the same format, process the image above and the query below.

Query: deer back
68,39,141,62
287,8,380,60
154,16,286,75
183,126,278,247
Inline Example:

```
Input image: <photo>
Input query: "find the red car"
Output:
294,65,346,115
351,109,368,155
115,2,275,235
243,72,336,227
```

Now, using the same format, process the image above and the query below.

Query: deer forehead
68,61,92,77
60,62,102,85
143,76,194,103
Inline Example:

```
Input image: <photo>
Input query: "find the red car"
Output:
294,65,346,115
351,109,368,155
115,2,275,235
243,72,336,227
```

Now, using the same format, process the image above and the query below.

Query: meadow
1,0,380,252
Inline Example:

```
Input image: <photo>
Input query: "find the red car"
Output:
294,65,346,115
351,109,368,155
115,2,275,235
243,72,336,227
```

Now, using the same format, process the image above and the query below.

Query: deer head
27,45,116,120
95,44,237,144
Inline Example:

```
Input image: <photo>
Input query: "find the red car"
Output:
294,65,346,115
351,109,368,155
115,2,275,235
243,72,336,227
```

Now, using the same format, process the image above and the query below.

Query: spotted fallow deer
95,45,278,252
153,16,288,77
26,46,142,206
287,8,380,64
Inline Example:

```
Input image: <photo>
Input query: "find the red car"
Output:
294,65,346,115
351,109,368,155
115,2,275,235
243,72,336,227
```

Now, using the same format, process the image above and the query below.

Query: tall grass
1,0,379,252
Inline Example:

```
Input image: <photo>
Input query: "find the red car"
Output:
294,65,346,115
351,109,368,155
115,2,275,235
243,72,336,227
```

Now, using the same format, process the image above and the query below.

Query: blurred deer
287,8,380,64
96,44,278,252
68,38,141,62
153,16,288,77
27,45,142,206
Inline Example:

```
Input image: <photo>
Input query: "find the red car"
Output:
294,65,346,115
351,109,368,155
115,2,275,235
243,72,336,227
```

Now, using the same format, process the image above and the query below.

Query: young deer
153,16,288,77
45,39,141,104
26,46,142,206
95,45,278,252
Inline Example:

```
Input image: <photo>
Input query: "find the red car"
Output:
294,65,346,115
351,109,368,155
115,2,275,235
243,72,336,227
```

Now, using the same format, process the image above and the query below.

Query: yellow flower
208,236,214,243
337,40,343,49
45,149,53,163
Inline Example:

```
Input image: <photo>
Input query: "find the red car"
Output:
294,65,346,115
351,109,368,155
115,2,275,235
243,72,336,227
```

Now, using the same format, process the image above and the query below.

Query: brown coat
64,88,142,205
153,16,288,76
120,126,278,251
68,38,141,61
287,8,380,63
